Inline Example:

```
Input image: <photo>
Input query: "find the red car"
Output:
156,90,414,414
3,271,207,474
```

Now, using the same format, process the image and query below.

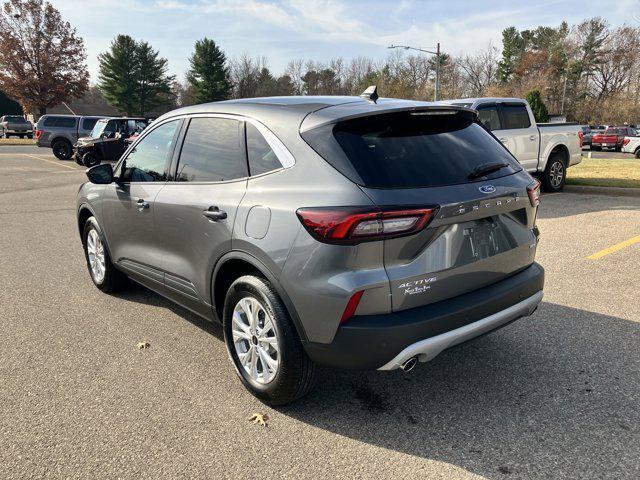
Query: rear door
492,102,539,171
155,115,248,303
302,109,539,312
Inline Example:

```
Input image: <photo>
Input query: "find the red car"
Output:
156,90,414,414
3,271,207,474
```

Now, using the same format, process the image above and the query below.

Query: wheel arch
211,251,308,342
547,143,570,167
51,136,72,146
77,204,96,239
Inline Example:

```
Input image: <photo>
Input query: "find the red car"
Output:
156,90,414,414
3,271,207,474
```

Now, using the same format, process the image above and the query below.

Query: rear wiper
468,161,509,180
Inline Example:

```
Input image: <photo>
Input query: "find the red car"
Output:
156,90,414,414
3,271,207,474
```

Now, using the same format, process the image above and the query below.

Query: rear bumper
303,262,544,370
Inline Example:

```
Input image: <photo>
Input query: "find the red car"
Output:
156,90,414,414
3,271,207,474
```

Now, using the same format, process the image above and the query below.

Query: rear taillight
527,179,541,207
296,206,437,245
578,131,584,148
35,129,43,139
623,138,630,146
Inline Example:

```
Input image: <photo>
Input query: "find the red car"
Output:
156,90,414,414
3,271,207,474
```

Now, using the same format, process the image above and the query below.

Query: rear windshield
605,128,624,135
302,109,521,188
5,116,27,122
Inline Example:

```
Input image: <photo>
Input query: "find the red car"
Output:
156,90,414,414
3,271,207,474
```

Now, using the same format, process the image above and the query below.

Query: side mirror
86,163,114,184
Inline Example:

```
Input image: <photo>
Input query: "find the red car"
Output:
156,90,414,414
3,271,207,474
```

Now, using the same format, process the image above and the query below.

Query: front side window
501,104,531,129
120,120,180,182
246,123,281,176
176,117,247,182
476,105,501,131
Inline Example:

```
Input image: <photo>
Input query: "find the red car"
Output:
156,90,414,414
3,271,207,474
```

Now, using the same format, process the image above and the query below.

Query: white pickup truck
439,98,582,192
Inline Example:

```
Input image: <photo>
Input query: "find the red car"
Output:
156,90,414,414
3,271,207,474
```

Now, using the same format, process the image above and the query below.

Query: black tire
542,151,566,192
82,151,101,167
82,217,128,293
635,149,640,159
223,275,317,406
52,139,73,160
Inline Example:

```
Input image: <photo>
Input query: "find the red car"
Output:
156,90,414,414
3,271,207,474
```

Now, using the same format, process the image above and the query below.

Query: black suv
75,117,148,167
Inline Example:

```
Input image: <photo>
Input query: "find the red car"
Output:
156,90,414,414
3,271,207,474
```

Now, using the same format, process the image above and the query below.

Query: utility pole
388,43,442,102
434,42,440,101
560,76,568,116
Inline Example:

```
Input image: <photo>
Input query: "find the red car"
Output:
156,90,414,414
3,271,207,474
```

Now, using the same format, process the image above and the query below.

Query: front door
155,116,248,304
102,119,182,281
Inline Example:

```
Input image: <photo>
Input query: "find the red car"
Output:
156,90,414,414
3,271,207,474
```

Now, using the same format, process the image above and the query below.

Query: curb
564,184,640,197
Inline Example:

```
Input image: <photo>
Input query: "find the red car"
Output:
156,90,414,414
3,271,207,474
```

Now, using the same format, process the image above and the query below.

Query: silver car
77,93,544,405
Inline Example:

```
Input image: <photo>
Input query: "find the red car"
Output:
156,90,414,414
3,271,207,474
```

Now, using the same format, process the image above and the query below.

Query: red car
591,126,636,151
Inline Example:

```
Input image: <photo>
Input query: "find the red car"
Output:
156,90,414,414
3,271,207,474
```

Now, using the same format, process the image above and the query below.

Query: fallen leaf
249,413,269,427
137,341,150,350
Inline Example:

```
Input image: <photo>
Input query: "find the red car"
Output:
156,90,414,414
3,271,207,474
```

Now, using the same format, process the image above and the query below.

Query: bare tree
457,45,500,97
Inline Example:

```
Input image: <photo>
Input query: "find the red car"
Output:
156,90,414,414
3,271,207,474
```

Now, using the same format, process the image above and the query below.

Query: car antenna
360,85,379,103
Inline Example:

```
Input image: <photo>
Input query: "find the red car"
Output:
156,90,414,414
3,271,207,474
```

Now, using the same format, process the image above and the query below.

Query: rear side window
176,117,247,182
476,105,501,131
302,110,521,189
246,123,281,176
43,117,58,127
501,104,531,129
82,118,98,130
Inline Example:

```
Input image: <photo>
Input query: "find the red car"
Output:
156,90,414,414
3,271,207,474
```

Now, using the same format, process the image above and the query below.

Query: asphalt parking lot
1,146,639,479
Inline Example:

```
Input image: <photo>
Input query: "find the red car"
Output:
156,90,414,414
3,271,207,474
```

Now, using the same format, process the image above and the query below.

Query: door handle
529,135,537,141
136,198,149,211
203,206,227,221
499,137,508,143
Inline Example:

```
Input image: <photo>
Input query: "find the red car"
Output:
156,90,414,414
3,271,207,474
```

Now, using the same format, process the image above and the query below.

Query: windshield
302,109,521,188
5,116,27,123
90,119,111,138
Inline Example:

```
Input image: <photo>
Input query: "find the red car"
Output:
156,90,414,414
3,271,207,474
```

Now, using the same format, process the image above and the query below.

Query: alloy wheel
232,297,279,384
549,161,564,188
86,229,106,283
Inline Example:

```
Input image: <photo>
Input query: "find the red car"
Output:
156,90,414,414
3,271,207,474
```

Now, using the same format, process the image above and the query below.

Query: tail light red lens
527,179,541,207
578,131,584,148
296,206,437,244
35,129,43,139
623,138,630,146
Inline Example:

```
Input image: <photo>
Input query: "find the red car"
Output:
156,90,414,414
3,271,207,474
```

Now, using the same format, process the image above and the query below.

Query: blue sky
53,0,639,82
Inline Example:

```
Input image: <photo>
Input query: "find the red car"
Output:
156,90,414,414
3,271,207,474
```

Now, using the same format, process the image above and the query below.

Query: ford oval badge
479,185,496,194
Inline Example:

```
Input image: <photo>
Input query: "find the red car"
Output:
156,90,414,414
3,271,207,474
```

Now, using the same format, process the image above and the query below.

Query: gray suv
35,115,104,160
77,94,544,405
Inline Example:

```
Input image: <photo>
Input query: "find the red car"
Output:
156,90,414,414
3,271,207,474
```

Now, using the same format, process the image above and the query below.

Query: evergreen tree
98,35,175,116
97,35,139,115
135,41,174,115
0,90,23,115
186,38,231,103
497,27,524,84
525,89,549,122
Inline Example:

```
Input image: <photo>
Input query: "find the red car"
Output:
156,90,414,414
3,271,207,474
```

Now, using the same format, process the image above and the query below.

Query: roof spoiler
360,86,379,103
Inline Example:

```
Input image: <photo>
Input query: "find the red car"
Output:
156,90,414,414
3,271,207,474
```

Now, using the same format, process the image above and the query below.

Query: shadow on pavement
280,302,640,479
537,191,640,220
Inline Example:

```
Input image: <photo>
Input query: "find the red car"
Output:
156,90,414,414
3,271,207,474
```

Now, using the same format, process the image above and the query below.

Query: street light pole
434,42,440,101
388,43,441,101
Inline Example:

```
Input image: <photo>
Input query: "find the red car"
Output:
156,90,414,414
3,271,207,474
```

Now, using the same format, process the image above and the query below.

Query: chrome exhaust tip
400,356,418,372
